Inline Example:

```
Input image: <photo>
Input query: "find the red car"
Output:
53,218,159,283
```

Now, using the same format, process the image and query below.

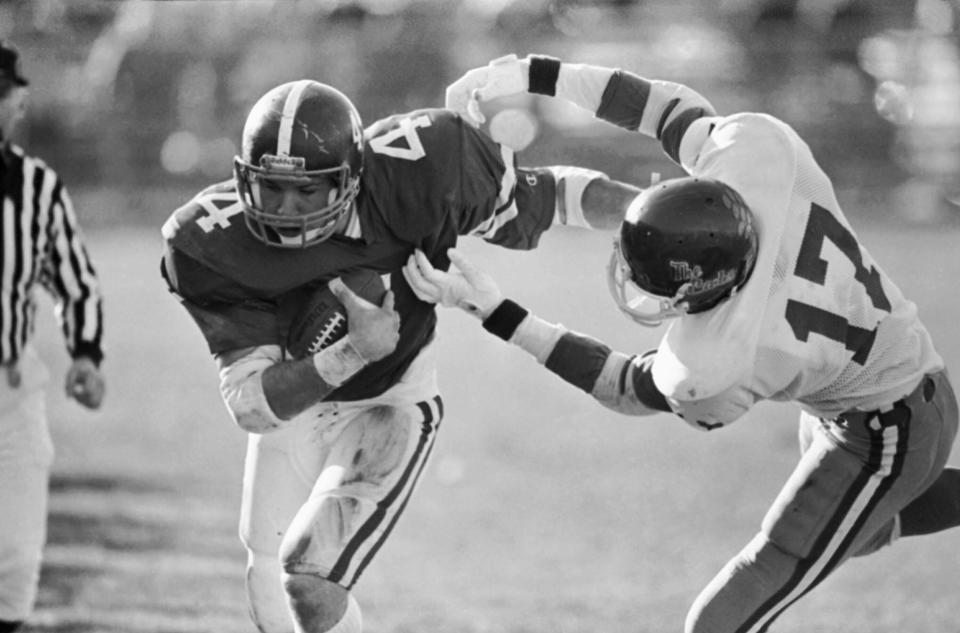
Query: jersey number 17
785,202,891,365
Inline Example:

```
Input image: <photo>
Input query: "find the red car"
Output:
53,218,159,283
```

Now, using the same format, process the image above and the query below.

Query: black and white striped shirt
1,142,103,366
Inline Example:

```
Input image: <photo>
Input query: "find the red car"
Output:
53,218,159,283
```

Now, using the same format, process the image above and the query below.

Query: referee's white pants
0,346,53,621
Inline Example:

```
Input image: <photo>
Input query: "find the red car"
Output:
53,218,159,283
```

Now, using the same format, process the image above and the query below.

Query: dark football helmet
234,80,364,248
607,176,759,326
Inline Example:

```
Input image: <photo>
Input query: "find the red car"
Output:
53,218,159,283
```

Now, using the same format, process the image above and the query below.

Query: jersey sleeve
39,179,105,364
442,112,558,249
464,164,559,250
161,240,280,354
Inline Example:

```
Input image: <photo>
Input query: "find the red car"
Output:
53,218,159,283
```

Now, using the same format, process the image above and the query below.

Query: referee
0,40,105,632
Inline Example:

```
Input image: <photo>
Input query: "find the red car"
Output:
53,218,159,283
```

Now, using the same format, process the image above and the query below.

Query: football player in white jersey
404,55,960,632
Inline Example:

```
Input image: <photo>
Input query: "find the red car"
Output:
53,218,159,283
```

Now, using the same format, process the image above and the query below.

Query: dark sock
0,620,23,633
900,467,960,536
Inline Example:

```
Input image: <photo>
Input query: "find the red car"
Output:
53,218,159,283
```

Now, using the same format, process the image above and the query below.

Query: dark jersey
161,108,558,401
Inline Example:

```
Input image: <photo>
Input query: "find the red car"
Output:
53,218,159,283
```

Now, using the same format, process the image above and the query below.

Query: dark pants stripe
739,412,906,633
327,395,443,586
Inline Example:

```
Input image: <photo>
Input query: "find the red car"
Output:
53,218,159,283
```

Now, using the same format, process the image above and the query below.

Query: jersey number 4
785,203,891,365
368,115,431,160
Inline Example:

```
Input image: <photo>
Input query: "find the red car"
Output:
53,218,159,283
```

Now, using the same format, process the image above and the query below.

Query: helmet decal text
669,260,736,295
260,154,306,172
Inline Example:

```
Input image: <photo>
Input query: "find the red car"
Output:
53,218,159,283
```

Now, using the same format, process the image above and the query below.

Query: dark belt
838,374,937,429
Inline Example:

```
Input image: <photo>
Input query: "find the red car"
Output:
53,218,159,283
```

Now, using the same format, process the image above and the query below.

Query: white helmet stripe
277,80,312,157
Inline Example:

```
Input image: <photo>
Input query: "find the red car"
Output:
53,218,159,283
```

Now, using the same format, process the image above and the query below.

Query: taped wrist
482,299,529,341
312,336,368,387
528,55,562,96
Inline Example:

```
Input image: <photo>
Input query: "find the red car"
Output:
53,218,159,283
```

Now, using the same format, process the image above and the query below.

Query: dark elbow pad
544,331,613,393
630,350,672,412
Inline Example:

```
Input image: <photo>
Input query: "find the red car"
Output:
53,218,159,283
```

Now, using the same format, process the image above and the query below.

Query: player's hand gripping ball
286,270,388,359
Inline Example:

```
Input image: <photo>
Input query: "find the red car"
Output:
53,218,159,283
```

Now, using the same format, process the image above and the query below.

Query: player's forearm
260,357,334,421
581,178,643,230
545,168,641,231
261,336,367,420
529,56,716,142
218,338,367,433
480,299,666,416
220,361,332,433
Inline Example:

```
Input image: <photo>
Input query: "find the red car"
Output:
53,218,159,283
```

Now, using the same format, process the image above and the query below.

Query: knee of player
282,570,318,599
281,571,345,599
279,495,363,576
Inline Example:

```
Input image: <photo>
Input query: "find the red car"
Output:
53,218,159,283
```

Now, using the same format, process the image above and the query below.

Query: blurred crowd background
1,0,959,227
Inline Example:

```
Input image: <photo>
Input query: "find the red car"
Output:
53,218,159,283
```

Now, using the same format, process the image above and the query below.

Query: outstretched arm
403,248,670,416
446,54,717,167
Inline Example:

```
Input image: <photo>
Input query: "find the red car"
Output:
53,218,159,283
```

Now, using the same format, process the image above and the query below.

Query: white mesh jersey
651,112,942,429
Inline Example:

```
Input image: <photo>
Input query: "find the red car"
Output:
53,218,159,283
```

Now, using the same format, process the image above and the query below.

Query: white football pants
239,345,442,633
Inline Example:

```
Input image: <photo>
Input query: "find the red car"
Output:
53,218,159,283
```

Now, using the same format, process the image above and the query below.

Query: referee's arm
40,180,104,365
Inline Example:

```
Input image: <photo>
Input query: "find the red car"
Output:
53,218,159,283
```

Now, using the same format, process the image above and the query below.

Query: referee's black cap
0,40,28,87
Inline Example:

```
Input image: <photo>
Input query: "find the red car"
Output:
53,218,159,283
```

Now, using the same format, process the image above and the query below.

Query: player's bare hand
329,278,399,362
402,248,503,319
65,357,105,409
445,54,530,127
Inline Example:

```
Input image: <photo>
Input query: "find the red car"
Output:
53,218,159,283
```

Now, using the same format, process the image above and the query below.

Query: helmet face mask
607,177,758,327
234,157,359,248
607,237,691,326
234,80,364,249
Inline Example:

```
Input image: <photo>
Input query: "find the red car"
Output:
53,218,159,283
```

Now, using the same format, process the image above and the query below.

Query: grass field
22,220,960,633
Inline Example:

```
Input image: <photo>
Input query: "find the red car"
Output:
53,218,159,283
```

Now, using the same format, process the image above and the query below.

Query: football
285,269,388,359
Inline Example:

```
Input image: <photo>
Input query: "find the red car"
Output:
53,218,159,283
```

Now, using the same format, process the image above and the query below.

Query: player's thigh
239,423,324,552
764,390,950,559
761,418,858,559
280,396,443,586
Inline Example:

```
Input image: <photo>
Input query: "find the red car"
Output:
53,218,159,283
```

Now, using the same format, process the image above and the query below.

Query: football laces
308,312,346,354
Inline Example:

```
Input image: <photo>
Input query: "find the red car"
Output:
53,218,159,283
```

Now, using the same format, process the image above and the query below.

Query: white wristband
312,336,368,387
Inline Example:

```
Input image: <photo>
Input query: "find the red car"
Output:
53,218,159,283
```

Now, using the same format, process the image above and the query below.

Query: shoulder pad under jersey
362,108,507,241
163,181,411,299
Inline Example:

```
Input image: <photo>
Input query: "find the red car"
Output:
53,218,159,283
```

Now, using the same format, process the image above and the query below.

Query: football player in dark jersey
160,79,641,633
416,55,960,633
